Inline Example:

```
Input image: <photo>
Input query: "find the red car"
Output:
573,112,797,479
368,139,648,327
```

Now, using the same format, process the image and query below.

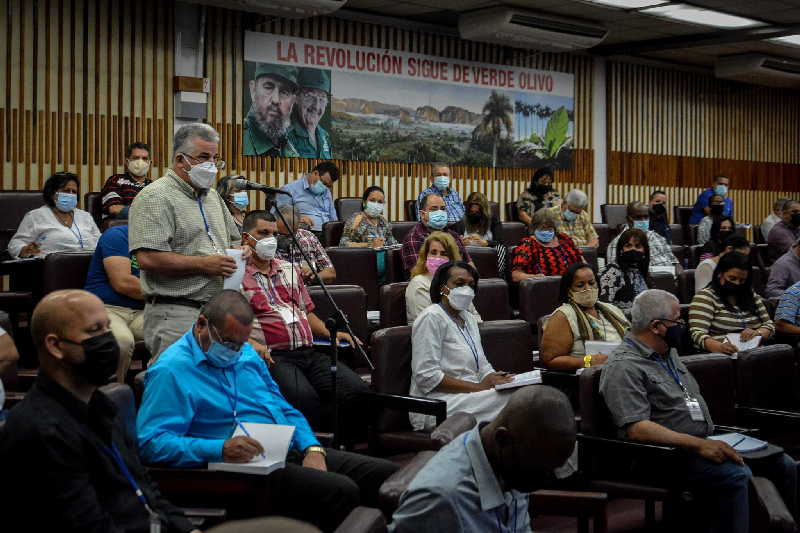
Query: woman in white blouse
9,172,100,258
405,231,481,325
409,260,512,431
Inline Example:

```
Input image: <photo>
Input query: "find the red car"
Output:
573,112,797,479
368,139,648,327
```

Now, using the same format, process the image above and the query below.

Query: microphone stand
272,200,375,448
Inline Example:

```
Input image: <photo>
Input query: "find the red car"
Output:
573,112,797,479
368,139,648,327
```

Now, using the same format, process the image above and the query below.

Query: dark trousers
270,348,369,442
259,449,397,532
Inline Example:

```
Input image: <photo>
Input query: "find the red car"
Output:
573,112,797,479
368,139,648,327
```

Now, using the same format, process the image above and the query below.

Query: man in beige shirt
545,188,598,248
129,123,245,359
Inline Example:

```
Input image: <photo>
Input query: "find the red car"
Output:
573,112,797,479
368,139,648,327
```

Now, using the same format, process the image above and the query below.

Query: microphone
233,178,291,196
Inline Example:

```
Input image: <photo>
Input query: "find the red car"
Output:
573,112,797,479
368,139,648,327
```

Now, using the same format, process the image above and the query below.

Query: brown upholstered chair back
307,284,369,343
682,353,736,427
677,269,696,304
734,344,798,411
578,365,615,437
40,252,93,296
505,201,520,222
479,319,534,374
321,221,345,248
378,282,408,329
580,246,598,272
371,326,414,433
466,246,499,279
0,190,45,251
390,221,417,245
497,222,527,247
334,197,363,222
687,245,703,269
473,278,511,321
326,247,379,310
84,192,103,228
593,224,617,259
669,224,684,245
404,200,418,221
600,204,627,228
651,271,677,295
99,383,137,438
670,245,686,269
517,276,561,342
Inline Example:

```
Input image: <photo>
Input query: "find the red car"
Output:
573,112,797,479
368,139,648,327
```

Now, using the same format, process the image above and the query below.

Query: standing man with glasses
129,123,247,361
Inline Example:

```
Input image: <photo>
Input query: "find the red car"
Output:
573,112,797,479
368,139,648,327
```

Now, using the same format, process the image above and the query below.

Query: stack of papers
495,370,542,391
725,332,762,353
585,341,621,356
223,249,246,290
708,432,768,453
208,423,295,475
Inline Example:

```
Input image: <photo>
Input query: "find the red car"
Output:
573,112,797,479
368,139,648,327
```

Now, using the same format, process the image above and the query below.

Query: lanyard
217,367,240,420
462,433,517,532
442,304,480,372
68,222,84,248
100,441,159,521
197,198,222,254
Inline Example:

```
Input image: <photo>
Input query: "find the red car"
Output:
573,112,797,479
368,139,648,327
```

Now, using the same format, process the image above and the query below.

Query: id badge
277,306,300,325
686,398,704,421
149,511,161,533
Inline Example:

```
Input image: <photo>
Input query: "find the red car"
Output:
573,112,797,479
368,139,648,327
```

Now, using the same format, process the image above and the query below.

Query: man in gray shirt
129,123,245,359
600,289,798,533
390,385,576,533
766,241,800,299
767,199,800,263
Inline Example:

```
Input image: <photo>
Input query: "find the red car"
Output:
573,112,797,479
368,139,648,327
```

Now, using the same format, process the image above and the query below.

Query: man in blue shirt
136,290,397,531
85,224,144,383
390,385,576,532
275,161,339,232
689,175,733,225
415,163,464,225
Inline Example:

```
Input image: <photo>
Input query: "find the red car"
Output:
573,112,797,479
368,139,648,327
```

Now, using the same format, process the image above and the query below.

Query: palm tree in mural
514,101,524,139
477,90,513,167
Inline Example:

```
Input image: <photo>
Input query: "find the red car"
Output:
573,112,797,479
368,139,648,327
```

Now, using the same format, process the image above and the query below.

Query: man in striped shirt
775,280,800,336
100,142,152,220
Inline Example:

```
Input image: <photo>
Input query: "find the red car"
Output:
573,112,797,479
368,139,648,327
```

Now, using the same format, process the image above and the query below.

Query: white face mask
446,285,475,311
251,235,278,261
127,159,150,177
182,155,218,189
365,201,384,217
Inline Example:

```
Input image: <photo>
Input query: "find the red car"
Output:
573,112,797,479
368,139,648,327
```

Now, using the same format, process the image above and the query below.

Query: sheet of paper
223,248,246,290
725,332,761,353
650,265,676,277
584,340,621,356
495,370,542,391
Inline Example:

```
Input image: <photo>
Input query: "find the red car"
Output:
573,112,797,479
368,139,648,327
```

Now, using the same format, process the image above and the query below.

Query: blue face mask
714,184,728,196
427,209,448,229
562,209,578,222
633,220,650,232
309,180,328,196
433,175,450,191
55,192,78,213
535,229,554,243
204,325,242,368
232,191,249,210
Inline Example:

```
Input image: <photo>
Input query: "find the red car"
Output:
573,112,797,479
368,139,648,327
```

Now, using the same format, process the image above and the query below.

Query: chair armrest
736,406,800,429
363,391,448,426
750,477,797,533
715,424,758,435
531,489,607,517
334,506,387,533
578,433,678,459
378,450,437,514
429,412,477,448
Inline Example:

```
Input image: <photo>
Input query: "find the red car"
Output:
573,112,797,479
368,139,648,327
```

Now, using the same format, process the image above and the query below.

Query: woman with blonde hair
405,231,482,325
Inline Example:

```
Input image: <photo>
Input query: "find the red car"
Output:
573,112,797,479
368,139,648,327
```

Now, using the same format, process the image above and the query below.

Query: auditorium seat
390,221,416,245
677,269,695,304
40,251,94,297
466,246,499,279
479,319,535,374
326,248,379,310
689,225,699,246
321,221,345,247
84,191,103,229
600,204,627,229
580,246,598,272
752,266,768,296
593,224,616,259
404,200,417,221
673,205,693,230
650,271,677,295
670,245,686,269
505,201,519,222
307,285,369,347
517,276,561,346
378,282,408,329
473,279,512,322
368,325,477,456
751,243,770,269
496,221,527,247
334,197,362,222
687,245,702,269
669,224,684,246
382,247,405,284
487,200,500,221
0,190,45,252
334,507,387,533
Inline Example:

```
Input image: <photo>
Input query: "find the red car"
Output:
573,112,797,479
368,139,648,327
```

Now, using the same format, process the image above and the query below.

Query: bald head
493,385,576,450
31,290,105,350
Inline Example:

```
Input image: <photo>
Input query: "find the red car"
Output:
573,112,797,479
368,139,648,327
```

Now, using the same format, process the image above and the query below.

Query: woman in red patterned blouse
511,209,585,281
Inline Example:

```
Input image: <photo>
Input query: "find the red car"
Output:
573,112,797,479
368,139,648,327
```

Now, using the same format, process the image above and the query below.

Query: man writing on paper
129,123,246,360
0,290,198,533
136,290,397,532
600,289,799,532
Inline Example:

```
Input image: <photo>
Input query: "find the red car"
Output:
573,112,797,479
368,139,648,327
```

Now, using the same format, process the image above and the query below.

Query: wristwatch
304,445,327,457
583,354,593,368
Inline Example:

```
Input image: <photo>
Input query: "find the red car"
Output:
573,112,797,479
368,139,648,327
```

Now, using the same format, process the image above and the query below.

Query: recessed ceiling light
641,3,764,28
771,35,800,48
584,0,668,8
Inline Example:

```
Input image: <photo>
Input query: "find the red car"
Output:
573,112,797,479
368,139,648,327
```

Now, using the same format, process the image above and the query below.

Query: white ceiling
342,0,800,68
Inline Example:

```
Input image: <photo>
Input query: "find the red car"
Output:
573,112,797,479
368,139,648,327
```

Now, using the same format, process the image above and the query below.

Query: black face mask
61,331,120,386
650,204,666,218
662,323,685,350
717,230,734,242
720,281,747,296
531,183,551,197
710,204,724,216
467,212,484,224
791,213,800,228
620,249,645,267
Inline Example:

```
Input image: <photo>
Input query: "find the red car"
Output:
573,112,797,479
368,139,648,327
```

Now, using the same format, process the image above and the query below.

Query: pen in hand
237,421,266,460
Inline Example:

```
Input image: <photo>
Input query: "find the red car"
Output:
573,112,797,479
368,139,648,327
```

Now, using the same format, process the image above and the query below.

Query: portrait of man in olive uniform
243,63,301,157
287,67,332,159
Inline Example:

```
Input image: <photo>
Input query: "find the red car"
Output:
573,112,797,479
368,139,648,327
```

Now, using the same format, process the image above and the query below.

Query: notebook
584,340,621,356
208,423,295,475
725,332,761,353
708,432,768,453
495,370,542,391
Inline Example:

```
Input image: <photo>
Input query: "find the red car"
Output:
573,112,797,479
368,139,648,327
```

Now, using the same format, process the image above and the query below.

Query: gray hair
173,123,220,160
774,197,792,211
631,289,679,331
530,208,561,232
783,199,800,213
565,189,588,209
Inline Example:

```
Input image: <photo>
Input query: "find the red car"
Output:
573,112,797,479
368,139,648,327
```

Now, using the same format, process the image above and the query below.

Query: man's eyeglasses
211,324,243,352
655,318,686,327
181,152,226,170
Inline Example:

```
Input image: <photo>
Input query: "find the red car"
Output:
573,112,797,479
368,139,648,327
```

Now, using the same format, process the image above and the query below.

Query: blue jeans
684,453,798,533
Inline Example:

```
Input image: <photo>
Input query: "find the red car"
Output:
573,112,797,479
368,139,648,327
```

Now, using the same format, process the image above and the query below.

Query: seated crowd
2,122,800,533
